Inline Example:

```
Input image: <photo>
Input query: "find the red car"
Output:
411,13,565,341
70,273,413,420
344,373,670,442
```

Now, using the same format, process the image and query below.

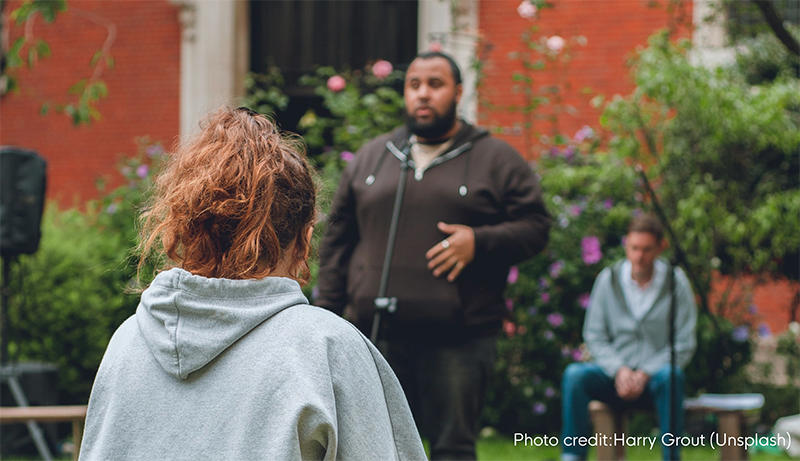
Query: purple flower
106,203,118,214
561,145,575,161
543,330,554,340
568,204,582,217
532,402,547,415
311,286,320,299
748,304,758,315
541,292,551,303
732,326,749,343
581,236,602,265
340,151,355,162
136,164,149,178
506,299,514,311
539,277,550,290
549,260,565,279
544,387,556,398
578,293,591,309
571,348,583,361
574,125,595,143
603,199,613,210
527,306,538,316
146,144,164,158
758,323,772,338
371,60,393,79
507,266,519,284
561,346,571,357
547,313,563,328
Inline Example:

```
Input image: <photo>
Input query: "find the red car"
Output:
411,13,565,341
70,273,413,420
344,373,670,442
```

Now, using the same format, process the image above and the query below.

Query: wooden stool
0,405,88,460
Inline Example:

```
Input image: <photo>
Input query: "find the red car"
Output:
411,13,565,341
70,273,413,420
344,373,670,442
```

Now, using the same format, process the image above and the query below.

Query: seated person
561,214,697,461
79,107,426,461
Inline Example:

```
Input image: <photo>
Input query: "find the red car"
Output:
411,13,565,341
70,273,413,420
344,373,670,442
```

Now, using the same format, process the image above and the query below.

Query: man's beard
405,100,458,140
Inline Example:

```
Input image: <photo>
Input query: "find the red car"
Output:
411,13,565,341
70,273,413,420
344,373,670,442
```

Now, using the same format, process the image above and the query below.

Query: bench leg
718,411,746,461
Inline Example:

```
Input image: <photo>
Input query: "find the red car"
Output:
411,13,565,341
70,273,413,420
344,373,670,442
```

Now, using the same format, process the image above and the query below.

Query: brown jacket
316,122,550,341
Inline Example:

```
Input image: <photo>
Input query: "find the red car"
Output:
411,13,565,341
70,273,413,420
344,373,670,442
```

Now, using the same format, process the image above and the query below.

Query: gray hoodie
79,268,426,461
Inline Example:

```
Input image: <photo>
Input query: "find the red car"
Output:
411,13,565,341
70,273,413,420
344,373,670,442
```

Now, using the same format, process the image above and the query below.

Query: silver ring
441,239,450,249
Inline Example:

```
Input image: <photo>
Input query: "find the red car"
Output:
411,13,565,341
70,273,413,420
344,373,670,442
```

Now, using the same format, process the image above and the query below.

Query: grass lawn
476,434,794,461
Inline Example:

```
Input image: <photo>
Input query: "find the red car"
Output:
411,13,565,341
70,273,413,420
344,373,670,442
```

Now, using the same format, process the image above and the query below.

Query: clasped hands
615,366,650,401
425,222,475,282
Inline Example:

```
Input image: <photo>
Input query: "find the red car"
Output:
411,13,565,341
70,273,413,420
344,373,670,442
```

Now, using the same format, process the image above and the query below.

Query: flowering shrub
484,134,639,434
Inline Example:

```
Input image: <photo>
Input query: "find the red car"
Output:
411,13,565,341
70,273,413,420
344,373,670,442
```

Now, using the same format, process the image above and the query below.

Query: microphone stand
634,164,706,456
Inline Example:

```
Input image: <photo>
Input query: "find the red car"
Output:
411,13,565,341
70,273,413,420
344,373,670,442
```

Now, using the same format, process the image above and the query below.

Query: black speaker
1,146,47,257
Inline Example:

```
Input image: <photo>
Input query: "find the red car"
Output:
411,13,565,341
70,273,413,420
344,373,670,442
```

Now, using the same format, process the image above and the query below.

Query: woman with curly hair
79,107,425,461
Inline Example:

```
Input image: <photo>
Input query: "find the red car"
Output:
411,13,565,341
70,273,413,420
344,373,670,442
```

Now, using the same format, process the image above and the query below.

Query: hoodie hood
136,268,308,379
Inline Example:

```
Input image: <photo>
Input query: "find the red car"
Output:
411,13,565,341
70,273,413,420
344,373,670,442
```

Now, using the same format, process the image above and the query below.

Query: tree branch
751,0,800,57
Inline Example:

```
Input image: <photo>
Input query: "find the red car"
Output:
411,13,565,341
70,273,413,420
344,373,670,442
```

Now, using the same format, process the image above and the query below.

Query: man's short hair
413,51,462,85
628,214,664,241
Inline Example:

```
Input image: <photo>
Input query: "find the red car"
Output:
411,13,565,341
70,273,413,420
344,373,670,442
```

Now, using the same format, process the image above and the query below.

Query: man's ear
455,83,463,104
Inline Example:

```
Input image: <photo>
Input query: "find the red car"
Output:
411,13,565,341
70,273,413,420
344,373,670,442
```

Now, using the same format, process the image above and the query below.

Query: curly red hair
138,106,316,282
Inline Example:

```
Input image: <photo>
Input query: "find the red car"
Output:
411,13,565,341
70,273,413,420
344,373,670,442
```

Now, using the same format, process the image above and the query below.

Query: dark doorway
250,1,418,137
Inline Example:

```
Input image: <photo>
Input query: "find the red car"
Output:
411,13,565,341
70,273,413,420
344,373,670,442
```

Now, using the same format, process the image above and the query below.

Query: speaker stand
0,255,53,461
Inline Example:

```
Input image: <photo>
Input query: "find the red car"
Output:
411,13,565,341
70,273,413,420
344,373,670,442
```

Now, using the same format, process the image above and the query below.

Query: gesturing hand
425,222,475,282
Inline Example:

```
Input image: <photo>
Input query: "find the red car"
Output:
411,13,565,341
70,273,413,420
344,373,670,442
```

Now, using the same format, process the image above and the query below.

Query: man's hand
615,366,649,401
425,222,475,282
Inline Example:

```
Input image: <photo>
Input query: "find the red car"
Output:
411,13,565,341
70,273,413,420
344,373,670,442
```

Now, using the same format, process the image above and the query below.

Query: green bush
2,139,162,403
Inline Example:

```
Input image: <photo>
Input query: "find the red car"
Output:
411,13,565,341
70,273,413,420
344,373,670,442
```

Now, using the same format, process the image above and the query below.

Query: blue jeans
561,363,685,461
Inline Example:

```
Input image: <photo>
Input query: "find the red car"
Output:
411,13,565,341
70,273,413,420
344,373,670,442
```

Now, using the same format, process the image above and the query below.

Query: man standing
316,52,550,460
561,214,697,461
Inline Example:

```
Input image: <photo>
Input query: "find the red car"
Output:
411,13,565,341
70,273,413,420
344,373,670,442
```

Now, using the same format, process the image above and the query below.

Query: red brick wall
478,0,692,159
1,0,181,208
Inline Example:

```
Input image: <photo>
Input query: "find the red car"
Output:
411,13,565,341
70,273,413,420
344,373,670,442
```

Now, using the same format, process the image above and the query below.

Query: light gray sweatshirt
79,268,426,461
583,259,698,378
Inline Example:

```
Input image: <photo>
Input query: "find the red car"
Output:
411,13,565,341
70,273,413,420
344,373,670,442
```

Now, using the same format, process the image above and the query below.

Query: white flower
517,1,537,19
546,35,565,53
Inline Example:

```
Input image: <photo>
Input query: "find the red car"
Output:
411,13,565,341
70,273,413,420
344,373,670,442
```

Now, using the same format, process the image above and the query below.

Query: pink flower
506,298,514,311
517,325,527,335
574,125,595,143
568,204,582,217
547,313,563,328
340,151,355,162
327,75,346,93
507,266,519,284
549,260,565,279
372,60,393,79
546,35,565,53
541,292,551,303
578,293,591,309
517,1,537,19
504,320,517,338
581,236,602,265
571,348,583,361
136,164,149,178
429,42,442,52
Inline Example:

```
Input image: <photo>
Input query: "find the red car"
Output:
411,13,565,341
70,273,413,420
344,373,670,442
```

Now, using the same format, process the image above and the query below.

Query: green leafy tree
1,0,114,124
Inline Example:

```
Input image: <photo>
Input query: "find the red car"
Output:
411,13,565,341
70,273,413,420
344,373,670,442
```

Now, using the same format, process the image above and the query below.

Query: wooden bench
590,394,763,461
0,405,88,460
